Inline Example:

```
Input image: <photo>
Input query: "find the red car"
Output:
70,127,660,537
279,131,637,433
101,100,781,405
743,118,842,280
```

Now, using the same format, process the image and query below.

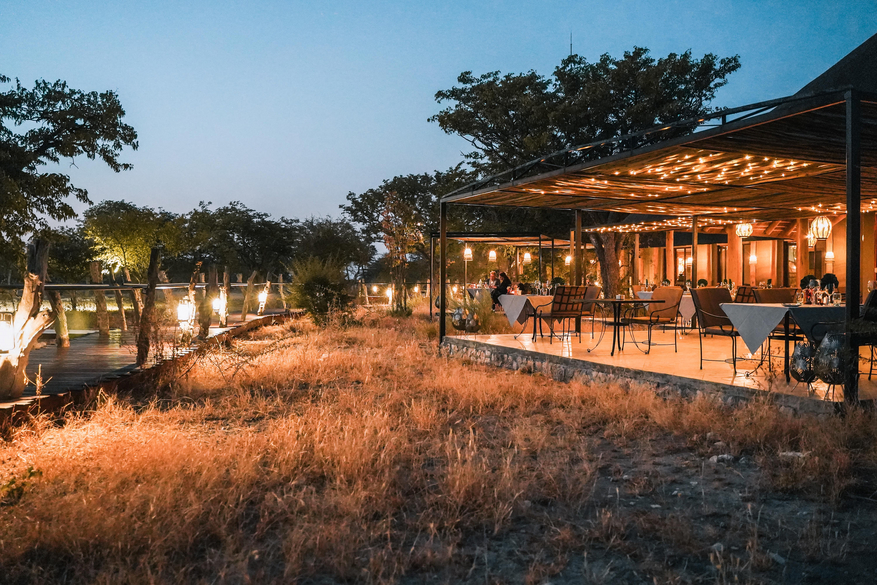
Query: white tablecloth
721,303,790,354
637,291,695,323
466,288,488,302
498,295,554,327
721,303,849,353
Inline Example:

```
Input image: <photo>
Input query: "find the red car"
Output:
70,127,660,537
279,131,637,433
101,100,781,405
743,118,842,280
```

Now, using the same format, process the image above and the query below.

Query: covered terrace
437,34,877,403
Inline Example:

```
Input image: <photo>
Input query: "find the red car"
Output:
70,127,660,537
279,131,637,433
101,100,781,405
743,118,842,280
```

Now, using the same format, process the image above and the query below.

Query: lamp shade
523,252,532,264
488,250,497,262
810,216,832,240
825,250,835,261
735,222,753,238
749,253,758,264
463,247,473,261
806,231,816,248
564,255,572,266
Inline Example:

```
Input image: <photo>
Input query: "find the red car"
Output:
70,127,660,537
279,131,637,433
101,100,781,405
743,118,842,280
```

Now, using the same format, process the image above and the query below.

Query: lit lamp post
212,289,228,327
463,247,473,289
177,298,196,344
0,312,14,353
257,286,269,316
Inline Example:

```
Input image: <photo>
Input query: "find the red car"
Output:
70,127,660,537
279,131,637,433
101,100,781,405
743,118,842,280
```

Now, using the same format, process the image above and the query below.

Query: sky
2,0,876,223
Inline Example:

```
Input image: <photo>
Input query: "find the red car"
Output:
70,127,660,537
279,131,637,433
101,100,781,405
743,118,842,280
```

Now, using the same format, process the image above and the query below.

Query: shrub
286,257,353,324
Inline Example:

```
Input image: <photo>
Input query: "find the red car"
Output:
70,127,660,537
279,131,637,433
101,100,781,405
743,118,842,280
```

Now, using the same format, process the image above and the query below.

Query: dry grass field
3,306,877,583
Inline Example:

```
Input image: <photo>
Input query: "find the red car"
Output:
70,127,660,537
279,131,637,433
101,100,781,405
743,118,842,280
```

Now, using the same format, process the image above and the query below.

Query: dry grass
3,306,877,583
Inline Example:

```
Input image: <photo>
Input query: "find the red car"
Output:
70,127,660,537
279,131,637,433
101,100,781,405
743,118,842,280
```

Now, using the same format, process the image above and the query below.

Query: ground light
0,313,14,352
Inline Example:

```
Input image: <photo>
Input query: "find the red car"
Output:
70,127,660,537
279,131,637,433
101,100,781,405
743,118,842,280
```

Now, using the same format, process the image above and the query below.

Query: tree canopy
0,75,138,250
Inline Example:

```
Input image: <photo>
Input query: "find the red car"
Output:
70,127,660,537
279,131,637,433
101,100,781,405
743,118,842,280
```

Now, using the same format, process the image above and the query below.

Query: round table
576,298,664,356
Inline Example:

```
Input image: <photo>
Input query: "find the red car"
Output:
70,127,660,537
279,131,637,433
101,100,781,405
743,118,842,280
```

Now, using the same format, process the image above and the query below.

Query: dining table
497,294,554,340
577,297,664,356
720,302,849,382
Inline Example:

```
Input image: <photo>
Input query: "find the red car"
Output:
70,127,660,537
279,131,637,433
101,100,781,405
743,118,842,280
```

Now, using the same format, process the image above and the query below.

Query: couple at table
490,272,512,308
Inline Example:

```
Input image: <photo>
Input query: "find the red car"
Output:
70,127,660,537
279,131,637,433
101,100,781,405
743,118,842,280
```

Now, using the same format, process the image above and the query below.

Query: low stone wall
442,337,838,417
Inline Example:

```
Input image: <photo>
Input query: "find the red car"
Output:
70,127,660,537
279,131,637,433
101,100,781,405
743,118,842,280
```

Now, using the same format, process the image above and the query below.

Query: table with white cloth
498,294,554,339
720,302,848,382
466,288,488,302
637,291,696,328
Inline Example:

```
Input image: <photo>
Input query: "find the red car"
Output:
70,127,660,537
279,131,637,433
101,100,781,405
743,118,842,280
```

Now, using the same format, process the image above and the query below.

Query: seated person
490,272,512,308
487,270,499,288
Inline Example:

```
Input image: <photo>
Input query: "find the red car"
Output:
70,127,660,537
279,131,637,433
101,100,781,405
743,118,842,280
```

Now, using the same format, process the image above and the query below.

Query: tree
0,75,138,251
178,201,297,278
292,216,374,279
381,192,422,312
83,200,182,282
430,47,740,295
46,226,93,284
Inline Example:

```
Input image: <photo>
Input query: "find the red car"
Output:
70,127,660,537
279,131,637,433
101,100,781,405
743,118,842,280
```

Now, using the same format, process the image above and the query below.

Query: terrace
437,33,877,406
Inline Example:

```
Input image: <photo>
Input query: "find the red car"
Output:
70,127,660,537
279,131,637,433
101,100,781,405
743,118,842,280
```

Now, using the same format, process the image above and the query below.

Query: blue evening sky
2,1,875,221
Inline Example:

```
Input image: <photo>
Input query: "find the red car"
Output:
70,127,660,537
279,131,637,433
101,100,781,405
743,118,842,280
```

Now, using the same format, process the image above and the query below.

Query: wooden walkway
1,311,295,423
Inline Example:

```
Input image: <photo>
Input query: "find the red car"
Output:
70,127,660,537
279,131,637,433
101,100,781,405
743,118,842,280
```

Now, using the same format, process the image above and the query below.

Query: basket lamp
810,216,832,240
735,222,753,238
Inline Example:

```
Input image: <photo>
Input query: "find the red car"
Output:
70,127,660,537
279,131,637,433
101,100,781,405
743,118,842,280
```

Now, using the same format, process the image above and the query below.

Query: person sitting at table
487,270,499,288
491,272,511,309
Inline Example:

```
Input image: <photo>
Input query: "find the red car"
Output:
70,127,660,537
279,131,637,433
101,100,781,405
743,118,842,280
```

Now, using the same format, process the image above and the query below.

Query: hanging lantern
488,250,497,262
463,247,473,261
810,216,832,240
372,285,379,293
735,222,753,238
523,252,532,264
806,231,816,248
564,255,572,266
825,250,835,261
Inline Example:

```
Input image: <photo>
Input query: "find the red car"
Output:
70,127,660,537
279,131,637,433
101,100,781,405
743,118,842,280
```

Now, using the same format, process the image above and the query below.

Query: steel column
439,203,448,344
844,90,861,403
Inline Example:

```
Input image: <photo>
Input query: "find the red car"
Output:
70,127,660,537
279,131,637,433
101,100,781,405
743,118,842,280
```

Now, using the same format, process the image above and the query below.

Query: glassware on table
831,291,842,306
795,290,805,305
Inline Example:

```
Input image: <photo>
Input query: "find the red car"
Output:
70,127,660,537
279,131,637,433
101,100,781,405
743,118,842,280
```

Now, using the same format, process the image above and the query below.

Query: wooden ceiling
443,95,877,222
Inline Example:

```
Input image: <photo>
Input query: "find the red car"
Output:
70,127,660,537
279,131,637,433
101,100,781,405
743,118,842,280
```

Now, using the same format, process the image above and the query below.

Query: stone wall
442,337,838,418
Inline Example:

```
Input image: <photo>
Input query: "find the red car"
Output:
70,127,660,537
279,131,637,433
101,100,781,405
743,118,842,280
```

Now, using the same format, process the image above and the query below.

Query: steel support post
845,90,862,403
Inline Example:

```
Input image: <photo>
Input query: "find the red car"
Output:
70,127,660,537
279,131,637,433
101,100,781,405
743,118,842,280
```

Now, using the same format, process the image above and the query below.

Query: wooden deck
1,311,295,422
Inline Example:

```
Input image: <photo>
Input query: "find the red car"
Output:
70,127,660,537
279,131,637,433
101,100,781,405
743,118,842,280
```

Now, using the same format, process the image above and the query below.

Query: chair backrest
648,286,684,319
580,285,602,315
752,287,797,303
550,285,588,316
691,287,733,329
733,285,756,303
863,289,877,323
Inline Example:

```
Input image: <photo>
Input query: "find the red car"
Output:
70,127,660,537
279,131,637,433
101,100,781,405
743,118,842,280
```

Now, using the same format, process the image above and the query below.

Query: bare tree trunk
90,261,109,335
47,291,70,348
277,273,287,310
113,289,127,331
199,265,218,338
588,232,623,297
123,267,142,326
0,239,54,399
241,270,257,321
136,248,161,366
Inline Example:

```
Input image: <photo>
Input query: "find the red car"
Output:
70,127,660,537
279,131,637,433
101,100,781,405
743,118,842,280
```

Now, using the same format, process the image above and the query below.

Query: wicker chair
622,286,683,353
532,285,588,344
691,287,741,373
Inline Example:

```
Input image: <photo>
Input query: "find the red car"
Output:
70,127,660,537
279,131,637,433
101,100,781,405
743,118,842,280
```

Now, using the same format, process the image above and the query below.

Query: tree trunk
158,271,175,306
47,291,70,348
199,265,218,338
241,271,257,321
277,273,287,311
113,289,127,331
219,268,230,327
589,232,623,298
90,261,109,335
136,248,161,366
123,267,142,326
0,240,54,400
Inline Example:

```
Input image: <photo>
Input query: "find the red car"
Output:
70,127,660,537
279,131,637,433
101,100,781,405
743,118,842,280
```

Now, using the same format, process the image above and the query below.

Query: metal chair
532,285,588,344
622,286,683,353
691,287,741,373
733,285,756,303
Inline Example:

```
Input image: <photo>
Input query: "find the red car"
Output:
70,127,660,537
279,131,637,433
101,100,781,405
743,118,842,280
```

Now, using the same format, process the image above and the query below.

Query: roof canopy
442,91,877,221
